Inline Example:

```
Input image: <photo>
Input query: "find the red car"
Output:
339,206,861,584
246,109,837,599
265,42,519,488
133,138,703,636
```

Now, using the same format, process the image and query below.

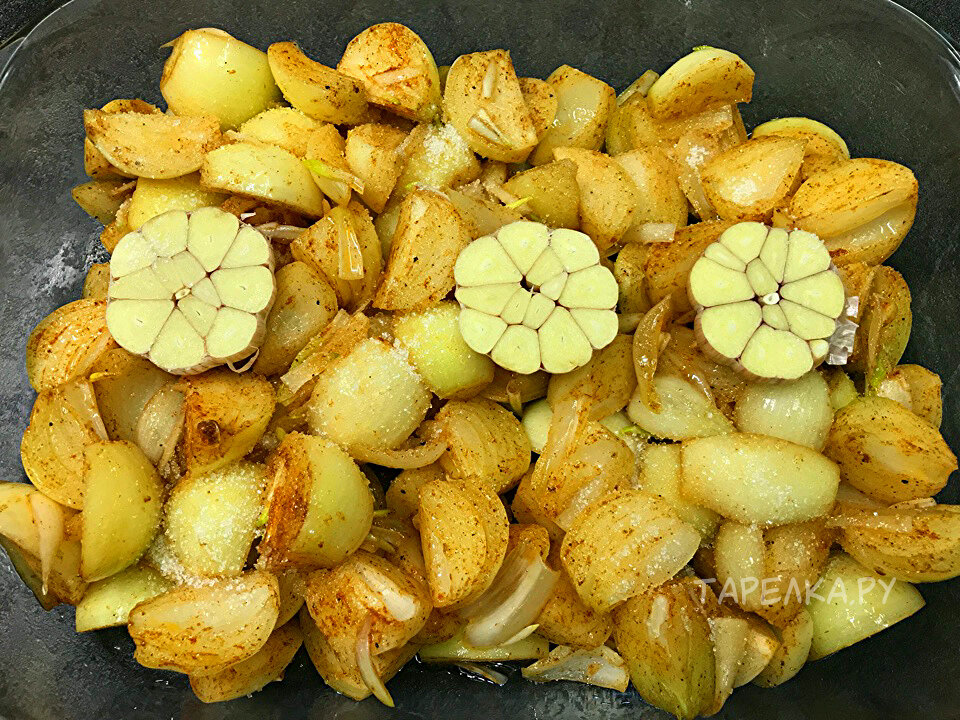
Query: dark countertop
2,0,958,49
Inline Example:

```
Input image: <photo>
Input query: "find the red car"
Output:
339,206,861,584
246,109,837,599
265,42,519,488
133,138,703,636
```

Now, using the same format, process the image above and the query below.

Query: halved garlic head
454,221,618,375
106,208,276,374
688,221,845,381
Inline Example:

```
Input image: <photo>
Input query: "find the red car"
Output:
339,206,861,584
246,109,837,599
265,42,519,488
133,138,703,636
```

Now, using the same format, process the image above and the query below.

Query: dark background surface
2,0,960,47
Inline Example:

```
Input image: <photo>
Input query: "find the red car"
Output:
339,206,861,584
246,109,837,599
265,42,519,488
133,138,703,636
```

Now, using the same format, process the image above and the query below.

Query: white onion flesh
521,645,629,692
348,438,447,469
356,615,395,707
28,492,65,592
461,543,559,649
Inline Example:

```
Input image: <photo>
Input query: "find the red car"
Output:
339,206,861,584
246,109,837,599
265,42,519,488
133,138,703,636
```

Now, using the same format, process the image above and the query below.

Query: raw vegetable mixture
2,22,956,719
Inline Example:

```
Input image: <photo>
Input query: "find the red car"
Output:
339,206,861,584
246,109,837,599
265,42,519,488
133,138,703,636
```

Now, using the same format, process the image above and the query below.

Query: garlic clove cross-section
688,221,846,381
106,208,276,374
454,221,618,374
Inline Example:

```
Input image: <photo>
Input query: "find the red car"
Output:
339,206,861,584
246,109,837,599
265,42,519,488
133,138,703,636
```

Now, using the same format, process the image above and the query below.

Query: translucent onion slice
454,661,509,686
460,542,558,649
521,644,629,692
28,492,66,592
135,384,186,466
348,437,447,469
356,615,395,707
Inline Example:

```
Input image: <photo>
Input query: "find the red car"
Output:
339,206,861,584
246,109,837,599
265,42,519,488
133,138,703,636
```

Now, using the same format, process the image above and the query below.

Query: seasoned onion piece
548,334,636,421
75,564,171,632
536,545,613,648
435,398,531,494
530,66,616,165
201,141,328,217
345,123,408,213
164,462,266,577
0,483,45,562
135,383,185,471
290,203,382,310
751,116,849,180
374,189,470,311
806,553,925,660
267,42,368,125
527,400,634,530
789,158,918,267
300,607,418,703
84,110,221,180
560,490,700,613
307,338,431,451
90,349,174,443
278,309,370,409
160,28,281,129
681,433,839,526
849,264,912,391
189,620,304,703
552,147,639,253
393,301,495,399
443,49,538,163
259,433,373,570
755,521,832,627
824,396,956,504
337,23,442,122
752,609,814,687
700,136,805,222
734,370,833,450
876,364,942,428
502,159,580,230
627,374,733,440
613,578,716,720
252,261,338,376
21,378,107,509
304,550,430,662
385,465,445,519
837,503,960,582
458,532,558,649
81,441,164,582
647,47,754,119
636,443,720,540
129,571,280,675
181,370,275,478
26,299,116,393
418,477,509,608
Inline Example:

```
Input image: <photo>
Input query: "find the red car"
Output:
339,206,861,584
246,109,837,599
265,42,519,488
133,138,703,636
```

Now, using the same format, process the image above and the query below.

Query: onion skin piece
632,296,674,412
